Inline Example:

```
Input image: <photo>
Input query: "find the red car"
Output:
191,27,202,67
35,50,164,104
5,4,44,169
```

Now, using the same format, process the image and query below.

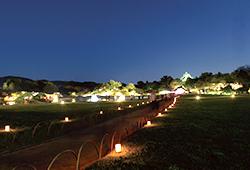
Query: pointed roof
180,72,193,82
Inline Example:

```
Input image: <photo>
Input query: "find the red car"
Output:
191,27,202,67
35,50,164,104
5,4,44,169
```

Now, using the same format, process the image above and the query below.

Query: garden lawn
0,100,148,153
88,95,250,170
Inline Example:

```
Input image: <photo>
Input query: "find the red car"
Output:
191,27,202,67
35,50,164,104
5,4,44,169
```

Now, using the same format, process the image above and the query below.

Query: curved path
0,99,172,170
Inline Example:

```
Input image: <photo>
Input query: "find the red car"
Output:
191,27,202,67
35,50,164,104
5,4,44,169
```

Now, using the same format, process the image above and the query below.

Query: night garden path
0,98,172,170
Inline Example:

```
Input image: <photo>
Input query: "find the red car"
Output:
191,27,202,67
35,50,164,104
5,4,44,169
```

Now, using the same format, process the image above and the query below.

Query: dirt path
0,99,172,170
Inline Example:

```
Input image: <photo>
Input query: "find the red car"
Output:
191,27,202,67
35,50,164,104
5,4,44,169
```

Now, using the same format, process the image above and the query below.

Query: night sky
0,0,250,83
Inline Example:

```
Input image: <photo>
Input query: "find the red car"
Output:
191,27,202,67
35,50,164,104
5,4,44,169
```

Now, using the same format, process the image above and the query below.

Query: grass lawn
88,95,250,170
0,100,148,153
0,100,146,127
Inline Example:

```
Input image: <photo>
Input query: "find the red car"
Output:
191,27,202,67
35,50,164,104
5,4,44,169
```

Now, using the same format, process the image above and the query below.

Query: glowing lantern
115,144,122,153
147,121,151,126
118,107,121,110
5,125,10,132
64,117,69,122
100,111,103,114
195,96,200,100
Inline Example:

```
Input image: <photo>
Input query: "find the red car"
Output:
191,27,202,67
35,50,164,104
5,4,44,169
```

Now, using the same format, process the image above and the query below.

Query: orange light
115,144,122,153
5,125,10,132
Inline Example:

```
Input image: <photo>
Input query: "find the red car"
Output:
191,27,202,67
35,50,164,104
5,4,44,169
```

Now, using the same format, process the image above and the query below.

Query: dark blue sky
0,0,250,83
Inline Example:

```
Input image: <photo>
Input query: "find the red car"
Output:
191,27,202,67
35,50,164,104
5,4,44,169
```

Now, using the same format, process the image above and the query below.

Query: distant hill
0,76,100,94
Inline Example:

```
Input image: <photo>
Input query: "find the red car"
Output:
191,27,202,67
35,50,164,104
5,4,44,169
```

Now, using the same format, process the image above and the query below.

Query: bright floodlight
115,144,122,153
89,95,99,102
5,125,10,132
195,96,201,100
175,88,185,95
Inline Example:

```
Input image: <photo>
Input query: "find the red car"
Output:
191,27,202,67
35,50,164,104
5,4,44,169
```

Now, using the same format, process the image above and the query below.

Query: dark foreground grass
88,95,250,170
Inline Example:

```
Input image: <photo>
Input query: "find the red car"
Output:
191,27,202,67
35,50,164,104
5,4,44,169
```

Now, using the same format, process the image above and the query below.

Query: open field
0,100,149,153
88,95,250,170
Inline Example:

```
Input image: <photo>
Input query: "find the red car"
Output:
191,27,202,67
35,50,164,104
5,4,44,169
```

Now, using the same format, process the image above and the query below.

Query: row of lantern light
109,100,153,154
112,99,174,154
1,100,153,154
99,101,151,115
143,96,178,130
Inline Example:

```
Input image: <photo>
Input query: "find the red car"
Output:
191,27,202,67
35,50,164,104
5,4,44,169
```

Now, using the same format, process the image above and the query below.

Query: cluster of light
115,144,122,153
100,110,103,114
175,88,186,95
5,125,10,132
64,117,69,122
89,95,99,102
118,107,122,110
8,102,16,106
116,95,126,102
195,96,201,100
